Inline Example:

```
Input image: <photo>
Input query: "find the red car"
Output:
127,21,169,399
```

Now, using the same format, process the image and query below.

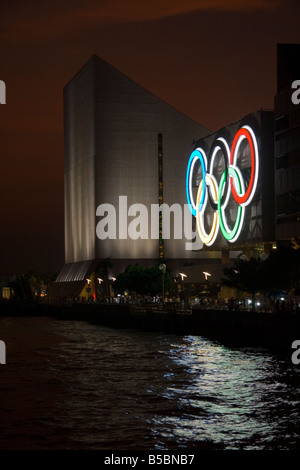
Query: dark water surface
0,316,299,450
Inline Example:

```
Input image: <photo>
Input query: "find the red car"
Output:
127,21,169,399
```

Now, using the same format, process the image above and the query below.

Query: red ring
229,127,256,204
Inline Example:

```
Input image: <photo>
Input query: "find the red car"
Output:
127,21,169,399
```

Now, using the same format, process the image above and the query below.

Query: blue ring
186,149,206,216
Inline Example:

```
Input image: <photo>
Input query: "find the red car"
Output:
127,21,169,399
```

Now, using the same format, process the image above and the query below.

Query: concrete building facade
54,45,300,300
188,109,275,260
274,43,300,241
57,55,210,290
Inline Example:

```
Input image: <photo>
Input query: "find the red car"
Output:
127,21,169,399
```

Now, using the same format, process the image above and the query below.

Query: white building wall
64,59,96,263
64,55,209,265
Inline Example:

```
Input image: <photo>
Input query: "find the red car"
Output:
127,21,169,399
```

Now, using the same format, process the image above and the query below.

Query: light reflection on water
159,337,300,449
0,316,299,450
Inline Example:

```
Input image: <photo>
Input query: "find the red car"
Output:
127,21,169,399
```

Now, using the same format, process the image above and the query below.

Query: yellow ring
196,174,219,246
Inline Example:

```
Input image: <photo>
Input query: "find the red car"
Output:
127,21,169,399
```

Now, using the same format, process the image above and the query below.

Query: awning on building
50,259,99,300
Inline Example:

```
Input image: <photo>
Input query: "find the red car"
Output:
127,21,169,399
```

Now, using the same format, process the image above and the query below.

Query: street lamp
179,273,187,311
159,263,166,305
179,273,187,292
96,278,103,302
203,272,211,281
108,277,116,302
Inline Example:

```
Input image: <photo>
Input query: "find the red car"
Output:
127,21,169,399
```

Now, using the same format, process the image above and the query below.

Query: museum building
52,44,300,300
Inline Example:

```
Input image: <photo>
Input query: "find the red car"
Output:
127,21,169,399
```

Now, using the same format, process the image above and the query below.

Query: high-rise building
188,109,275,261
53,45,300,301
274,43,300,241
54,55,209,296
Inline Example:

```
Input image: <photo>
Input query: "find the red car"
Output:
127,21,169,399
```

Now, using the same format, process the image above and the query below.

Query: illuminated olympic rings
186,125,259,245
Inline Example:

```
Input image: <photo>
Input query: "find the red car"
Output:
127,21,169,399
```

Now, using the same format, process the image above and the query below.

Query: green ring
218,167,243,241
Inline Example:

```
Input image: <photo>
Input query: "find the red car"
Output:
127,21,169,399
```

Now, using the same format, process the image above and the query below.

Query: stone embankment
1,300,299,354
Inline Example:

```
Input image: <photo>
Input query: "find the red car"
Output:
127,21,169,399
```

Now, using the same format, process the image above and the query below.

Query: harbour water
0,315,299,450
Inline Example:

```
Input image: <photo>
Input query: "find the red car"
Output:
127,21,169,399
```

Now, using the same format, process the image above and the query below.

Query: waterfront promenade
0,299,299,355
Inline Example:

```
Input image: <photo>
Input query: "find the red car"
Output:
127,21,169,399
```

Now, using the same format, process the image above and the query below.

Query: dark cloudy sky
0,0,300,276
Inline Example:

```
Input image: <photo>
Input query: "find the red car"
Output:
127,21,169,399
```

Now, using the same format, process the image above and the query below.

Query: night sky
0,0,300,276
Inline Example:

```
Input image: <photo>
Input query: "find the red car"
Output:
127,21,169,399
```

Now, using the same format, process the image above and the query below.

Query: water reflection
161,337,300,449
0,317,299,450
